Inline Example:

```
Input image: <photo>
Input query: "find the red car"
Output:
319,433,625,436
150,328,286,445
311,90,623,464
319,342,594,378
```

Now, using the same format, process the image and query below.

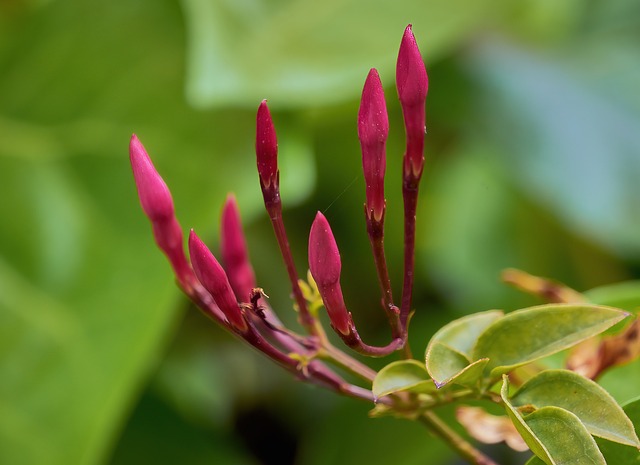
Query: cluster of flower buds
130,25,427,399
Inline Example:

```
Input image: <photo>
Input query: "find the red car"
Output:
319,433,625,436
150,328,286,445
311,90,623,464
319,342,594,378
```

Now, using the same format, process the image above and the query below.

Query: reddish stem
264,195,316,333
399,175,420,355
365,207,401,339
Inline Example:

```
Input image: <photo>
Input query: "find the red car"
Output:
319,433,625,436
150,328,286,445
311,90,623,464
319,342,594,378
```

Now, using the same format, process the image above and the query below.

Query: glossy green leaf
598,396,640,463
502,376,552,464
472,304,628,377
516,369,640,447
181,0,503,108
427,310,504,358
424,342,489,389
426,343,468,383
372,360,436,399
425,310,502,386
511,369,640,447
525,407,606,465
502,375,607,465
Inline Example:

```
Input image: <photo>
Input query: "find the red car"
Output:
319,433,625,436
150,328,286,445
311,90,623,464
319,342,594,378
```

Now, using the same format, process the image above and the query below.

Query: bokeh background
1,0,640,464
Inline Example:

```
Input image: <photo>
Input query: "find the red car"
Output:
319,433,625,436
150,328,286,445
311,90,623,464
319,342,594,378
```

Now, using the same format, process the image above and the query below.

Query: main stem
418,412,500,465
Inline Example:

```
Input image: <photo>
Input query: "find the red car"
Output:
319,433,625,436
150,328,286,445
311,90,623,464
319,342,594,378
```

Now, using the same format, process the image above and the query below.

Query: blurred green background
1,0,639,464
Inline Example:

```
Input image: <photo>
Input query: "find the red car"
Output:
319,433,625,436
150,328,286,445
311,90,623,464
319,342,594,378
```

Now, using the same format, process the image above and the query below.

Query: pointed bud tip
189,229,248,332
309,212,351,336
221,195,241,239
129,134,175,222
221,194,257,301
223,192,238,212
256,100,278,187
188,229,204,259
188,229,223,290
358,68,389,146
358,68,388,218
308,212,341,287
397,24,428,106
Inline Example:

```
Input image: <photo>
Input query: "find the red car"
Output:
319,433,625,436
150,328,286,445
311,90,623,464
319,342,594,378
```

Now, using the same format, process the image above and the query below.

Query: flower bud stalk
256,100,316,333
309,212,402,356
396,25,428,344
357,68,401,338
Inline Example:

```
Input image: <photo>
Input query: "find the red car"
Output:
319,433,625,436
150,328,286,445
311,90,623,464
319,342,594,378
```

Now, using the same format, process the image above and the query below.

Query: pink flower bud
189,230,248,332
221,194,256,302
397,25,428,108
358,68,388,222
396,24,428,178
129,134,174,222
129,134,192,287
256,100,278,190
308,212,351,336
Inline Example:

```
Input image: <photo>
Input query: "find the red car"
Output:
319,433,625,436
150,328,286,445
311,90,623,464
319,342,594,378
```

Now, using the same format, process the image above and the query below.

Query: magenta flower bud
397,25,428,108
129,134,193,287
358,68,388,222
129,134,175,222
189,230,248,332
396,24,428,178
256,100,278,190
220,194,257,302
308,212,351,336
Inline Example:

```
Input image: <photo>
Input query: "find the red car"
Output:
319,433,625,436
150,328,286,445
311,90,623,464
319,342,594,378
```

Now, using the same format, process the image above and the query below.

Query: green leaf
502,376,607,465
502,376,553,464
472,304,628,377
427,310,504,358
525,407,606,465
598,396,640,464
181,0,504,108
424,342,489,389
372,360,435,399
426,342,467,381
425,310,502,386
511,369,640,448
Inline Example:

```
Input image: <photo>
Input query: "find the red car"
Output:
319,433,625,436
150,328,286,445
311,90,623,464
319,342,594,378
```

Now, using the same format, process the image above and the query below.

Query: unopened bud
396,24,428,178
129,134,174,222
308,212,351,336
129,134,192,287
256,100,279,191
221,194,257,302
189,230,248,332
358,68,388,222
